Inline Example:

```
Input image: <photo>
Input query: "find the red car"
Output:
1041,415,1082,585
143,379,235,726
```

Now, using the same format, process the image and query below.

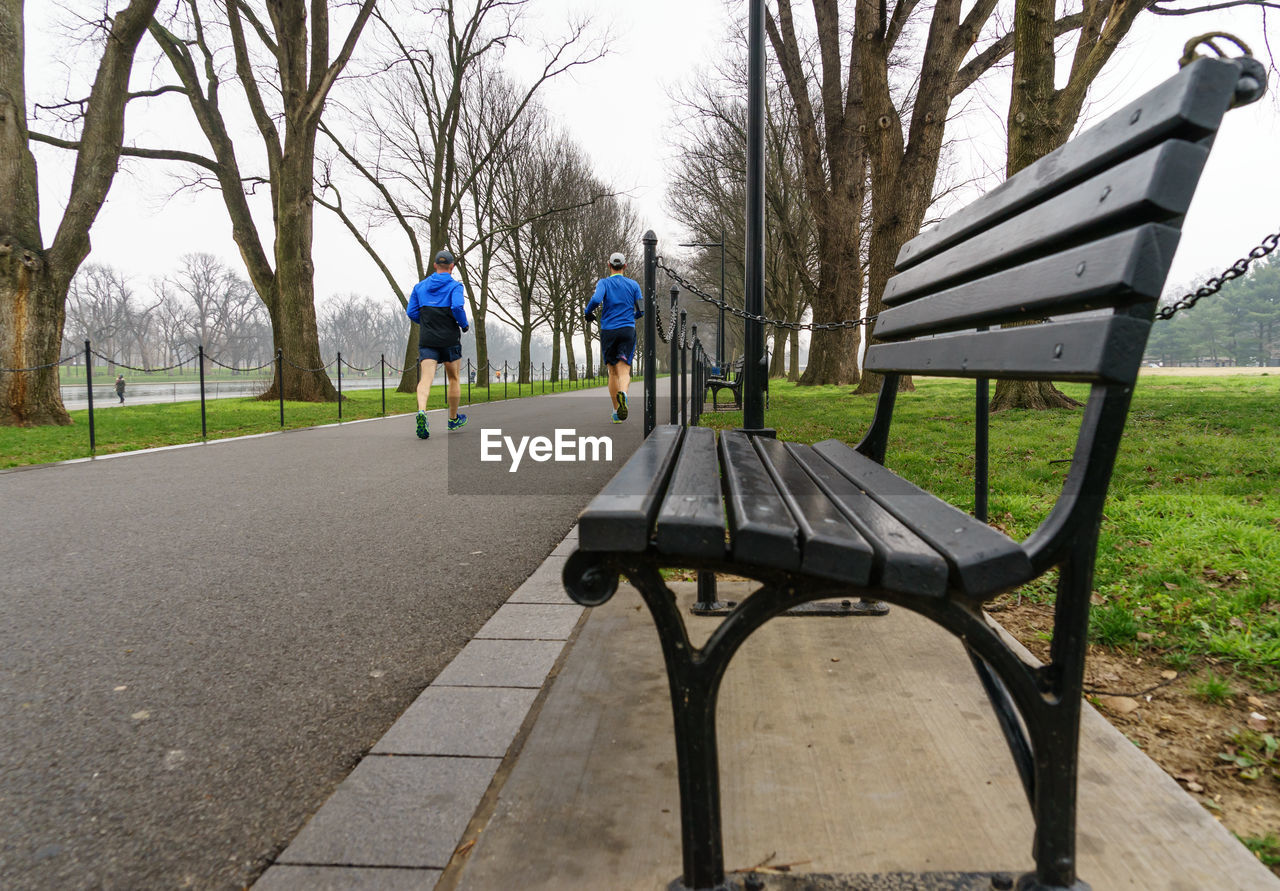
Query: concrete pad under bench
454,581,1279,891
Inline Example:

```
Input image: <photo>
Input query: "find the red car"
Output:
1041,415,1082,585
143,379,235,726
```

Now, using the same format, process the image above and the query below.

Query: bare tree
316,0,607,391
1,0,161,425
136,0,377,402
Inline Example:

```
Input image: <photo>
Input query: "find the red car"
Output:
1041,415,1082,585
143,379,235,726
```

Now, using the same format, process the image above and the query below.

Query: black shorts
600,327,636,367
419,344,462,363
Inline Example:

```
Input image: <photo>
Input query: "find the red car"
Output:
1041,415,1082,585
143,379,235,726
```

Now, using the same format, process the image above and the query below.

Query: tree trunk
769,328,786,377
796,189,864,385
788,327,800,381
990,378,1081,411
550,318,561,382
261,143,337,401
0,259,71,426
519,327,531,385
1,0,160,426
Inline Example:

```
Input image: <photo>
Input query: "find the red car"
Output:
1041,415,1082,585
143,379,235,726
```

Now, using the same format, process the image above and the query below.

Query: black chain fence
1,341,630,457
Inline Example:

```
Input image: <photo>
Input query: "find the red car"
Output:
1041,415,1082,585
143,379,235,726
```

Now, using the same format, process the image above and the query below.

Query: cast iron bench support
564,56,1266,891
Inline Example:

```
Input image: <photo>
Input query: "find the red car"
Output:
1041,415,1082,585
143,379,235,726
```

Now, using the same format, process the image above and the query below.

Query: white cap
608,252,626,268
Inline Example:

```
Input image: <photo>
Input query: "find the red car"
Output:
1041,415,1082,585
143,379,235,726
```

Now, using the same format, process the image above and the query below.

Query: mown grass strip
0,376,609,468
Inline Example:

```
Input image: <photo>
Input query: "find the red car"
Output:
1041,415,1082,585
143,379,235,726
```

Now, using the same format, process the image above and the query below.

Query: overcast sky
25,2,1280,318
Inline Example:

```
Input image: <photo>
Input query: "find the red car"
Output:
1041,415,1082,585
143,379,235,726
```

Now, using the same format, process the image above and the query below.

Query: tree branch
1149,0,1280,12
30,130,222,172
951,13,1086,100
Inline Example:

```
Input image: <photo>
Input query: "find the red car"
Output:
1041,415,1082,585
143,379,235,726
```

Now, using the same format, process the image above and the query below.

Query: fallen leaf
1163,581,1179,591
131,710,150,721
1097,695,1140,716
830,657,840,663
1229,616,1246,629
1186,781,1204,793
1161,670,1178,680
1247,696,1265,708
1137,632,1155,642
1090,593,1105,606
1248,712,1269,731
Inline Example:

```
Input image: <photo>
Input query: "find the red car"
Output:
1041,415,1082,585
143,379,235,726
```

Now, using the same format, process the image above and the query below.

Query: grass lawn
701,375,1280,682
0,374,608,468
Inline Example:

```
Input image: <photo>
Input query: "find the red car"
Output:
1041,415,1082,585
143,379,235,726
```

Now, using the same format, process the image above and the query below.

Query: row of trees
3,1,1273,426
59,254,562,377
1148,256,1280,367
661,0,1272,410
2,0,629,426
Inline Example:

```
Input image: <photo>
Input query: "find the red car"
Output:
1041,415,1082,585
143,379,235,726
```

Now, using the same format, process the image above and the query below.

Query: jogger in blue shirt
406,249,470,439
585,252,643,423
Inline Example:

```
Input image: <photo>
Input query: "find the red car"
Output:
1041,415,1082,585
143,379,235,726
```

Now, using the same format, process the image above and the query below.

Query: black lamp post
677,228,726,370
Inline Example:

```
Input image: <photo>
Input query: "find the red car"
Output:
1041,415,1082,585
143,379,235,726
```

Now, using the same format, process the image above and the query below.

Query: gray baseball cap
434,249,455,265
608,252,626,268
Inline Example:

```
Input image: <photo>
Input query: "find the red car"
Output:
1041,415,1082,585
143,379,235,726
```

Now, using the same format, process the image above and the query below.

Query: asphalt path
0,379,664,890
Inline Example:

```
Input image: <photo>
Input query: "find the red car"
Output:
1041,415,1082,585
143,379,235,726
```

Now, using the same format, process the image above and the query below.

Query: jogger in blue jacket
585,252,642,423
406,249,470,439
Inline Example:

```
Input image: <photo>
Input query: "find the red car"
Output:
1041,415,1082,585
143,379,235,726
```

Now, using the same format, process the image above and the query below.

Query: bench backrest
862,56,1263,573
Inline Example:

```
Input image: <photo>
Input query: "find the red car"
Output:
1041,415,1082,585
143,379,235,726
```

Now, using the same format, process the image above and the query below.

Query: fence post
381,354,386,417
669,287,680,425
645,229,655,435
503,360,508,400
337,351,343,420
277,349,284,426
84,340,95,454
199,345,207,439
742,0,767,437
691,328,699,426
680,310,688,428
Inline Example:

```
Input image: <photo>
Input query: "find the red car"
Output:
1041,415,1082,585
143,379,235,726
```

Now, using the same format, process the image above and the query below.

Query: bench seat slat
884,140,1209,306
654,426,726,559
720,430,801,571
753,437,873,584
787,443,948,596
578,425,683,552
874,225,1180,340
865,315,1152,384
812,440,1033,600
894,57,1240,271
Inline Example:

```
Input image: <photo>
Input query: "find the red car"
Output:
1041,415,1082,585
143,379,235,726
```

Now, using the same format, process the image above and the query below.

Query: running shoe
611,411,622,424
415,411,429,439
616,391,628,420
448,413,468,431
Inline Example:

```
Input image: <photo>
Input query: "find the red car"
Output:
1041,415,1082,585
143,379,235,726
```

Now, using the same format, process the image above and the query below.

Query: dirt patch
989,595,1280,873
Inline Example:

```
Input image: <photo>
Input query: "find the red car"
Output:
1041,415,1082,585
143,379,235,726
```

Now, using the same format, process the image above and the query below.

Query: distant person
405,249,470,439
115,374,126,404
584,252,642,423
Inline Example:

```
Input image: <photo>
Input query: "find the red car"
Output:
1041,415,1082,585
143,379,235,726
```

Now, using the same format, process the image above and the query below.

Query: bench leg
1016,542,1095,891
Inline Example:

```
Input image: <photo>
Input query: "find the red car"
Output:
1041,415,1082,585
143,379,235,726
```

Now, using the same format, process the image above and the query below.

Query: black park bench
705,357,745,410
563,56,1267,891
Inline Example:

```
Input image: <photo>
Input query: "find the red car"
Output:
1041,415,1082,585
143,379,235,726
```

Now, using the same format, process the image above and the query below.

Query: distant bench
704,356,744,410
564,56,1266,891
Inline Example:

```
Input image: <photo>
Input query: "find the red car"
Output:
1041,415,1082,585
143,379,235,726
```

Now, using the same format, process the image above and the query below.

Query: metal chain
0,354,81,373
280,354,334,373
205,354,276,372
339,356,380,373
89,349,193,373
655,257,877,331
1156,230,1279,321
